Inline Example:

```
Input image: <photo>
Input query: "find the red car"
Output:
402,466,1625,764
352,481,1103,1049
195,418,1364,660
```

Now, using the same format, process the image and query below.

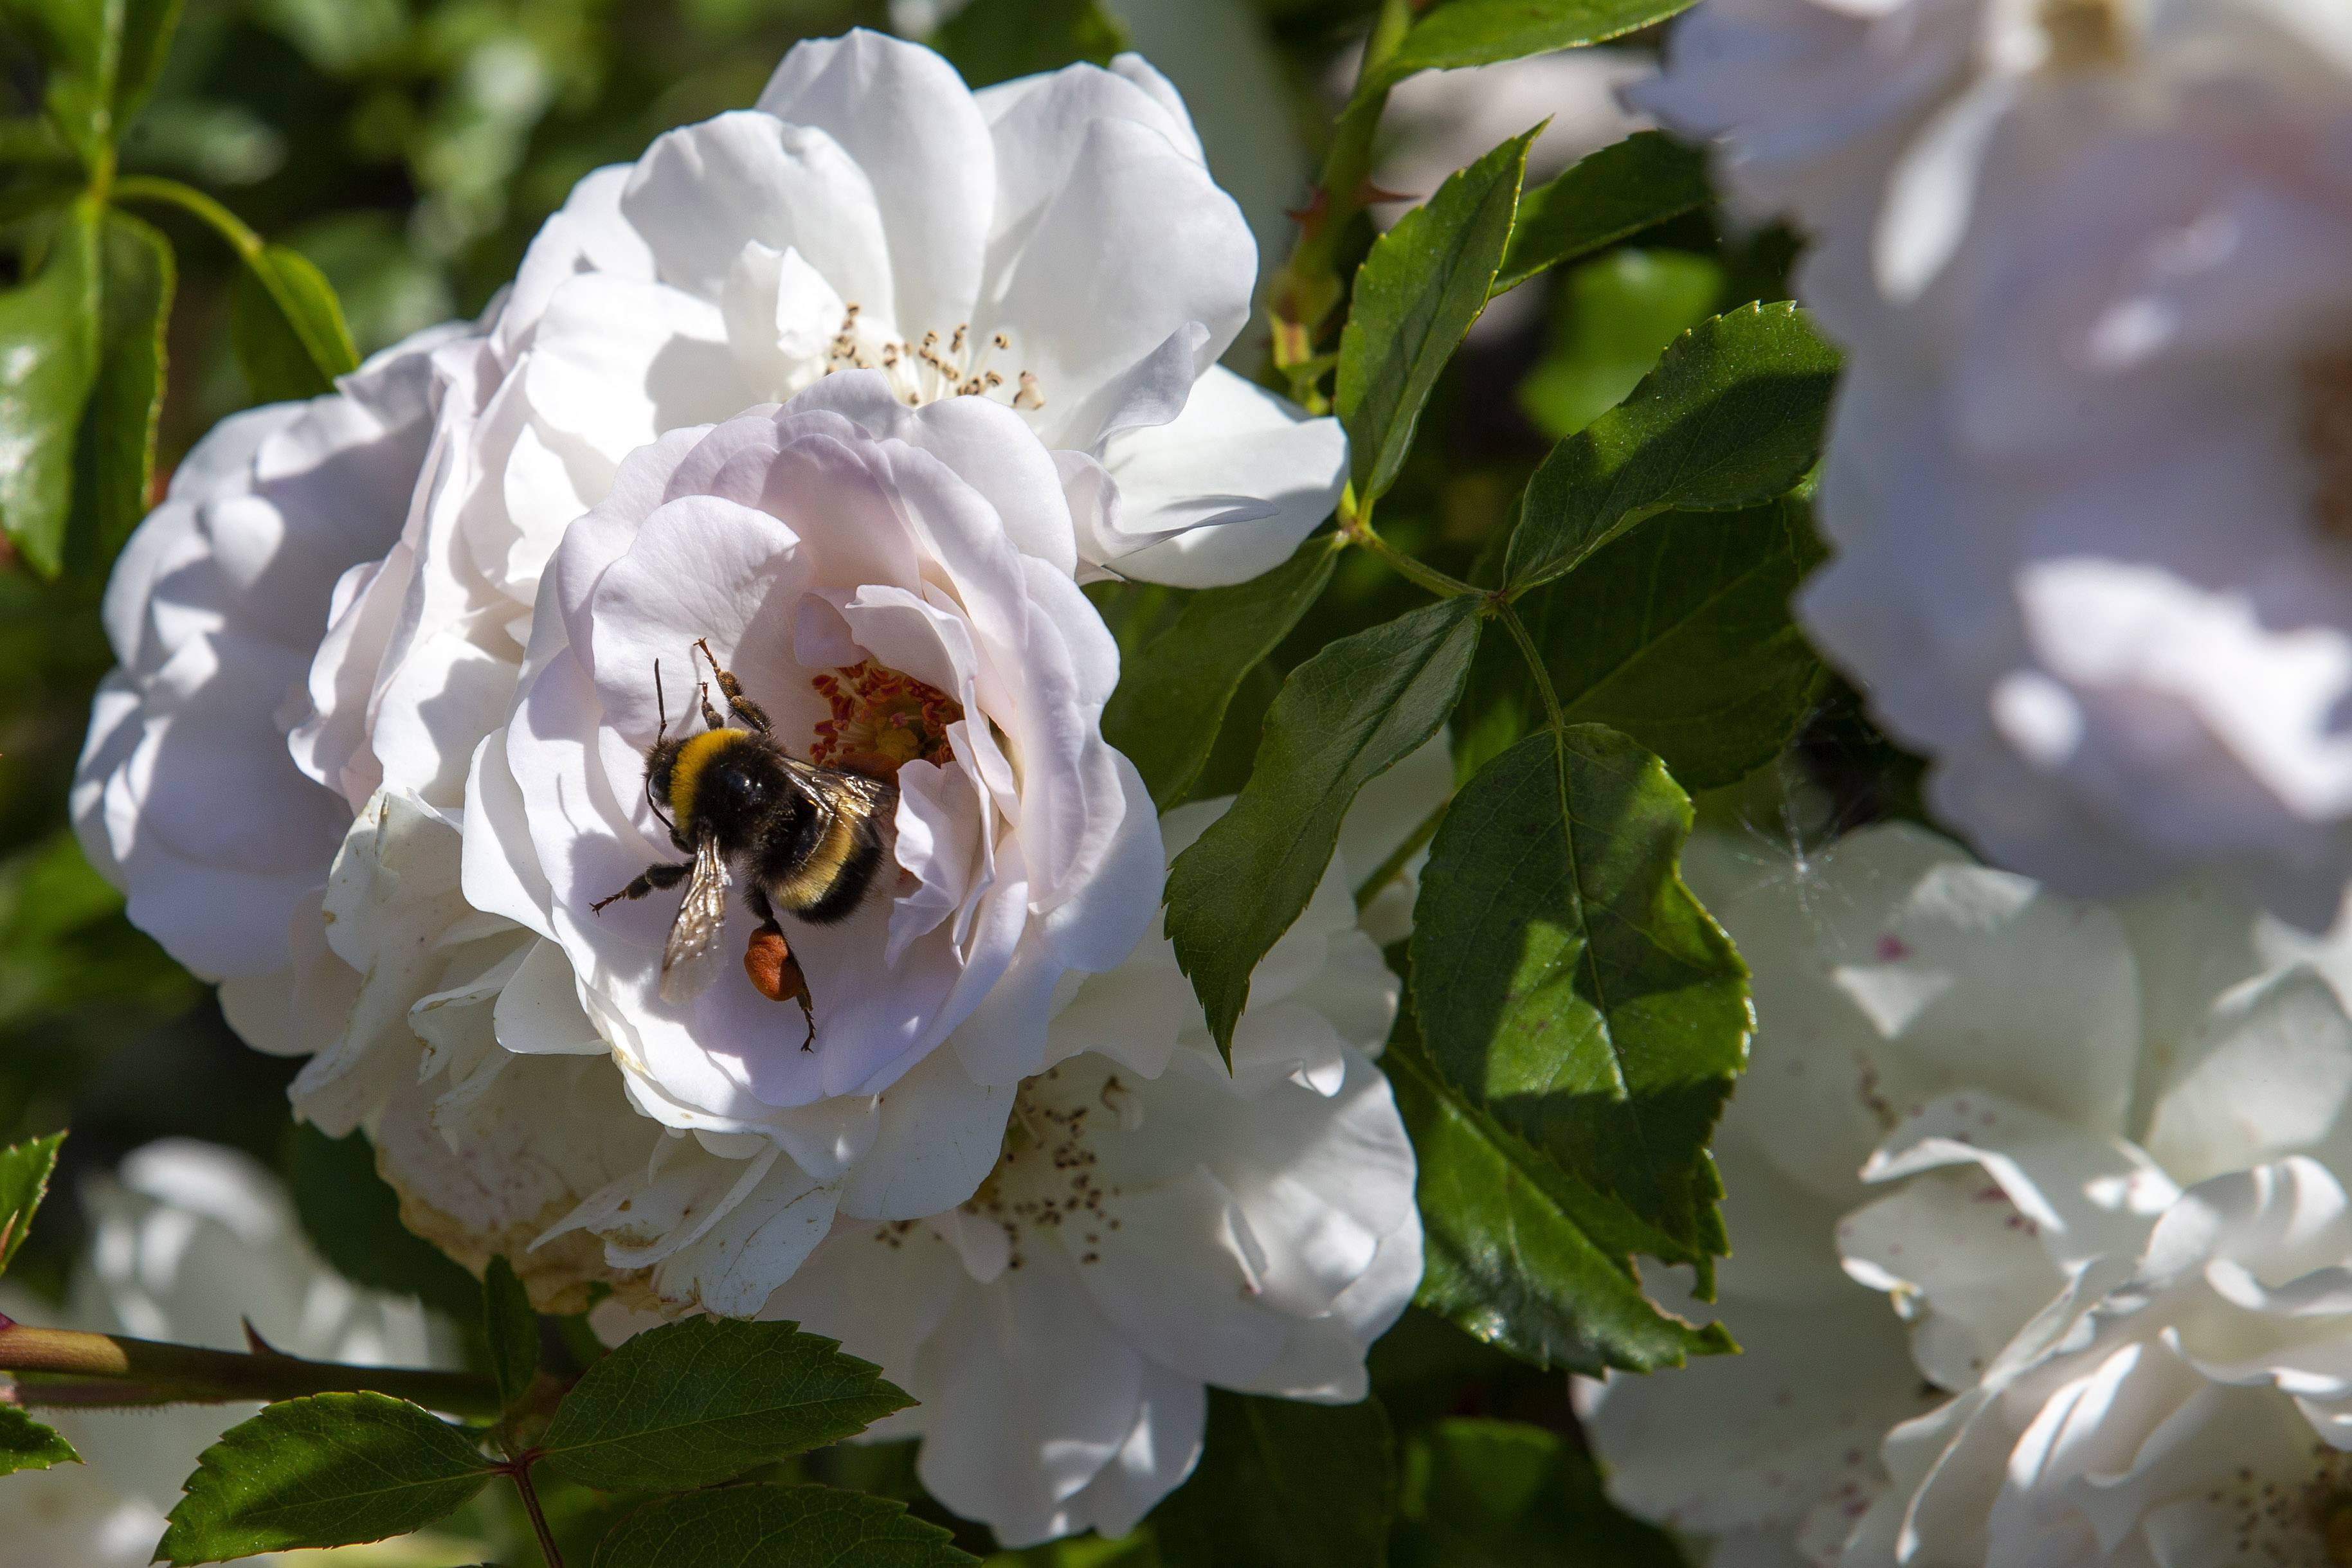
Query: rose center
2302,349,2352,545
961,1066,1139,1274
808,659,963,777
820,305,1048,412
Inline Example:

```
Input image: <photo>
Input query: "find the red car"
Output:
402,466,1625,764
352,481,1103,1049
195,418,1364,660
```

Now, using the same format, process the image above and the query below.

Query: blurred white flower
1852,1157,2352,1567
0,1141,458,1568
590,767,1442,1545
1587,819,2352,1564
1635,0,2352,923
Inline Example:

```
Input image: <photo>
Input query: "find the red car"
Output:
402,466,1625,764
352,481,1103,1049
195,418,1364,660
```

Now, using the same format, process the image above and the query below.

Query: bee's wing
658,833,732,1005
779,755,898,822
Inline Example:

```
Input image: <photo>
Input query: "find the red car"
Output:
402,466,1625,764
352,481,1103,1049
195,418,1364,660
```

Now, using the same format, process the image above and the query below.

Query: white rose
1851,1157,2352,1567
584,771,1435,1546
1586,819,2352,1564
290,27,1339,845
0,1142,458,1568
69,330,455,1000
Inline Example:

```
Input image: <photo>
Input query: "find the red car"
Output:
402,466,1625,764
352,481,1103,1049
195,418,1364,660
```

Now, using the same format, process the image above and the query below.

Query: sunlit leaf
539,1317,910,1493
1337,130,1533,505
1167,597,1482,1059
1460,498,1827,788
1503,302,1838,593
1410,729,1749,1275
1496,131,1713,296
1360,0,1699,101
231,242,358,404
156,1393,497,1565
0,1130,65,1274
1388,1027,1733,1373
0,206,101,575
1516,249,1723,442
0,1403,78,1477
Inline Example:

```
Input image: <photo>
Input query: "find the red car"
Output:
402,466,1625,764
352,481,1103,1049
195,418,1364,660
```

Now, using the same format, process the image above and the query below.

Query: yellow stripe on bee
771,813,860,912
668,728,750,827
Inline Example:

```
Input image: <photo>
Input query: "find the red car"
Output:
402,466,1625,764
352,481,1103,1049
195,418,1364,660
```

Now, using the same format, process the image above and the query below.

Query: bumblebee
593,640,897,1049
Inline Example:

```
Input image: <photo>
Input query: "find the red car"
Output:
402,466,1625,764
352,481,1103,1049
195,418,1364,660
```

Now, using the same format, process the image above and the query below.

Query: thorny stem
1337,488,1477,600
503,1455,565,1568
1271,0,1418,400
0,1317,502,1418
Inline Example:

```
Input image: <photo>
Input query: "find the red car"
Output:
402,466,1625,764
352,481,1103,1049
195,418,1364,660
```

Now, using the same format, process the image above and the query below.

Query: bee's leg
590,860,689,913
694,637,773,734
740,885,816,1048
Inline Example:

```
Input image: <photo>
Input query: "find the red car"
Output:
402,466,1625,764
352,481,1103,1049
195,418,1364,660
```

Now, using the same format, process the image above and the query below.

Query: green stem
1498,602,1566,734
1355,797,1448,914
506,1457,565,1568
1339,490,1476,600
111,174,264,263
1271,0,1417,389
0,1321,501,1418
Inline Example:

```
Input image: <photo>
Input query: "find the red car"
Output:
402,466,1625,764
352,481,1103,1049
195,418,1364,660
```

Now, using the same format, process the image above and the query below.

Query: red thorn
1357,181,1419,205
242,1319,285,1357
0,1311,15,1333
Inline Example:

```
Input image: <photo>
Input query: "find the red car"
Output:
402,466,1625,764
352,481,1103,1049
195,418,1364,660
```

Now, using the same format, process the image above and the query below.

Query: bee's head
646,735,685,809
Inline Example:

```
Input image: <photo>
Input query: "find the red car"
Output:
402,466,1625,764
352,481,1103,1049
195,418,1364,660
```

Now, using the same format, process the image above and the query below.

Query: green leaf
231,242,359,404
1370,0,1699,95
483,1256,538,1415
2,0,119,165
0,206,101,576
1516,249,1723,443
1503,301,1838,593
113,0,183,127
1336,129,1533,506
1387,1027,1732,1373
156,1393,498,1565
1495,131,1714,296
539,1317,912,1493
1393,1418,1683,1567
0,1130,65,1274
931,0,1131,89
285,1123,482,1323
1461,499,1827,789
0,1402,79,1476
1153,1391,1391,1568
1410,728,1749,1274
593,1484,977,1568
1167,597,1483,1059
1101,537,1340,809
67,208,172,575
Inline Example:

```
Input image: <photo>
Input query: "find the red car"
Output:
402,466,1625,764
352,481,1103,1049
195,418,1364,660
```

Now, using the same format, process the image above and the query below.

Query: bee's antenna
644,659,679,840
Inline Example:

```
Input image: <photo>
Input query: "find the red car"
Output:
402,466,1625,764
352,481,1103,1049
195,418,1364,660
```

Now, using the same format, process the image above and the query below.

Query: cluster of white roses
71,31,1422,1544
1636,0,2352,927
1586,819,2352,1566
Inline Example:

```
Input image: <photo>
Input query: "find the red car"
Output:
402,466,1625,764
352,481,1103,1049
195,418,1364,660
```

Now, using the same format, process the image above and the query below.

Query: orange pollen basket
808,660,963,777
